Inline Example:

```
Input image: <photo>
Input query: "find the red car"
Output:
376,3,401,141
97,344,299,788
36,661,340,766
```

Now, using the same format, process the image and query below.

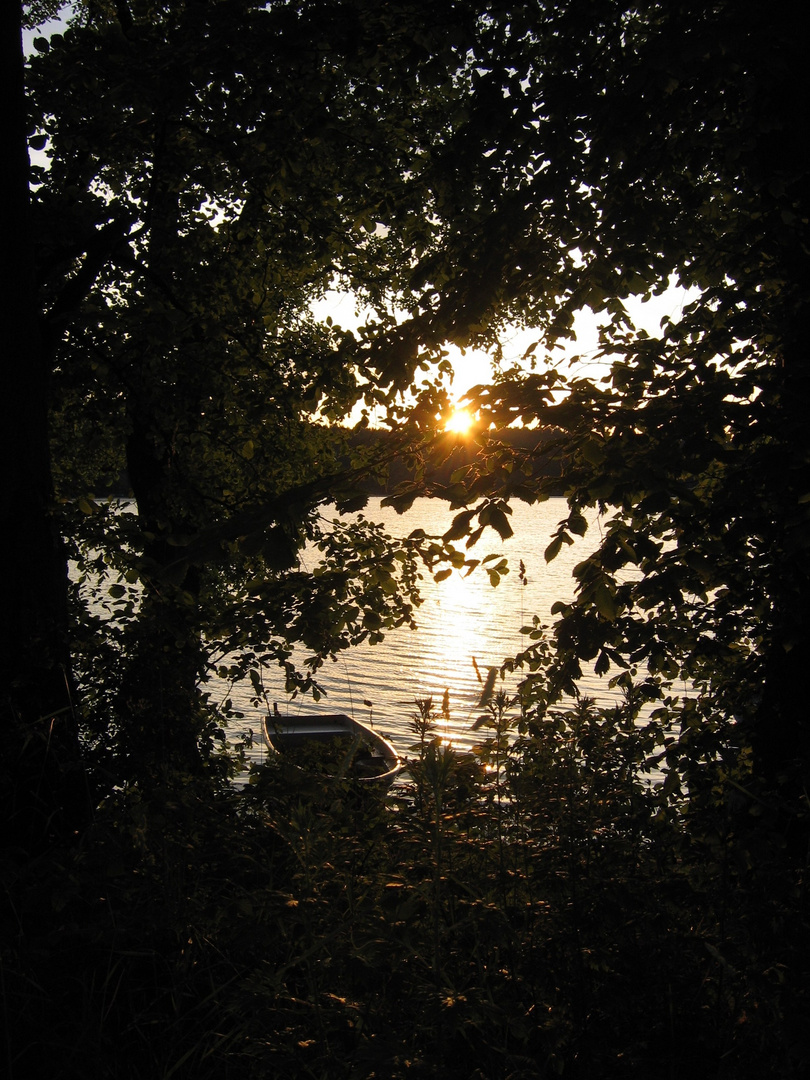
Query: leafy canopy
24,0,810,794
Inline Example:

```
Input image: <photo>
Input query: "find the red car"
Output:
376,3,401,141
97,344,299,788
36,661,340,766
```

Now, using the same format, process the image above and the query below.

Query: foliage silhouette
3,1,810,1075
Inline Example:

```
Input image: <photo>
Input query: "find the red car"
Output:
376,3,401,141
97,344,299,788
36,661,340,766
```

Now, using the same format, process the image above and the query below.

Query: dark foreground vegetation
4,0,810,1076
5,694,809,1080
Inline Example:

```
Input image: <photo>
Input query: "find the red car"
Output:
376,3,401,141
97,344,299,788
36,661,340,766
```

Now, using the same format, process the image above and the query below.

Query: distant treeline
103,425,564,501
347,424,564,496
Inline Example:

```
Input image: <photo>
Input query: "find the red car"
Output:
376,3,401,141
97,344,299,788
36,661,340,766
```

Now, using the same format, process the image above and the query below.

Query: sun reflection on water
222,497,602,764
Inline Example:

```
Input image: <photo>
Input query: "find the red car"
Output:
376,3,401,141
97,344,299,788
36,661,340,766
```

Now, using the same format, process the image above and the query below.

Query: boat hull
262,712,401,784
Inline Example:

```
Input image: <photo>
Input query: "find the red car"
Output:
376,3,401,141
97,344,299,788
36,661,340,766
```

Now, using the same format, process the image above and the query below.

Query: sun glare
444,407,475,435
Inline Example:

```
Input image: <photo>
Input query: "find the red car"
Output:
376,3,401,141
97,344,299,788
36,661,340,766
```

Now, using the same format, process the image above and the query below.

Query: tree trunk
753,332,810,799
113,100,210,782
115,416,207,781
0,2,91,851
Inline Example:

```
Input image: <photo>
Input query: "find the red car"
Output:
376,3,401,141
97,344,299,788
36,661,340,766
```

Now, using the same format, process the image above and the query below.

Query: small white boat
261,711,402,785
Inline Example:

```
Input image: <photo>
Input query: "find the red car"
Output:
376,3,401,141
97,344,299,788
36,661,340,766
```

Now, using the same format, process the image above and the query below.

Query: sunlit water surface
216,497,622,768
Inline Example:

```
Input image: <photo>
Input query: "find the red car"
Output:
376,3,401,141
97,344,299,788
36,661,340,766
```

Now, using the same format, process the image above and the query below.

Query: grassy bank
3,697,808,1079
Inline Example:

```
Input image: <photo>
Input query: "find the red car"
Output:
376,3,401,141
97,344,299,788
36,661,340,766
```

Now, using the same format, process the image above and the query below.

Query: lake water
219,496,617,766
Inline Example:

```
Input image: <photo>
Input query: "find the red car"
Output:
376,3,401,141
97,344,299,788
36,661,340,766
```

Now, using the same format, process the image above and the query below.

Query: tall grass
2,693,809,1079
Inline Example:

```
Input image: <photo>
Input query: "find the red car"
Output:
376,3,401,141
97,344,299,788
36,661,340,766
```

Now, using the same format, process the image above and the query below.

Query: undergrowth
2,695,809,1079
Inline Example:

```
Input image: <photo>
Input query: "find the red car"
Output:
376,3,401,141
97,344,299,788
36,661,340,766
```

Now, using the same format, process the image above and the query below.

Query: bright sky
312,281,697,428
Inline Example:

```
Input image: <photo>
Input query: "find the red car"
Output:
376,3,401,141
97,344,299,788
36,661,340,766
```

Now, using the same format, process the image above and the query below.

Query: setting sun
444,407,475,435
